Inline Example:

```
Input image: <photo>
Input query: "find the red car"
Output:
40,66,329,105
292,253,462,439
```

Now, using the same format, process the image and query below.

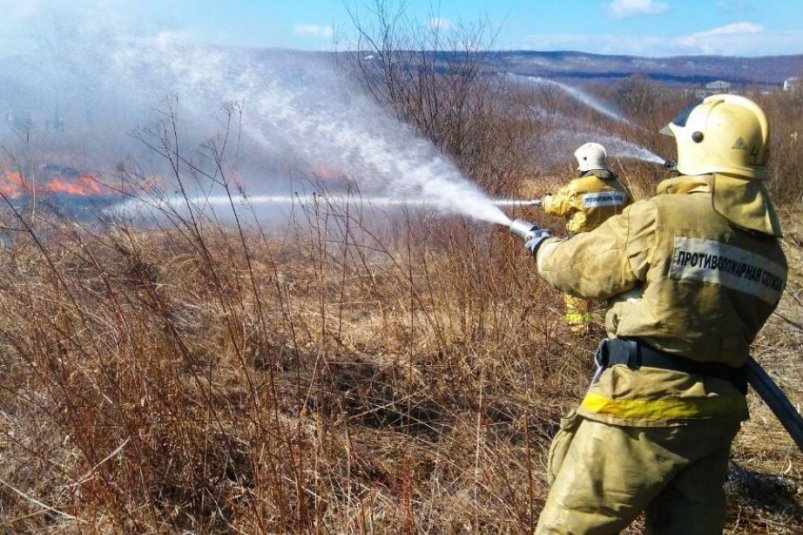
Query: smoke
0,15,217,175
0,1,182,58
0,3,510,227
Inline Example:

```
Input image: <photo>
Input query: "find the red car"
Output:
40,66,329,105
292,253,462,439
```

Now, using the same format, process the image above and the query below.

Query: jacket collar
581,169,616,180
656,174,782,237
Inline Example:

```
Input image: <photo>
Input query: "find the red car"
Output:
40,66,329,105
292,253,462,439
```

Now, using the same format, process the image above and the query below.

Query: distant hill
239,48,802,88
458,50,803,88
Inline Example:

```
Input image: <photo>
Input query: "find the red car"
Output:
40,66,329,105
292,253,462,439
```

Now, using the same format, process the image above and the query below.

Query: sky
1,0,802,57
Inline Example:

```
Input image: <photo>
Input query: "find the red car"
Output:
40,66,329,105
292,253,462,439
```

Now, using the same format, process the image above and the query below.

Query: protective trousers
535,413,741,534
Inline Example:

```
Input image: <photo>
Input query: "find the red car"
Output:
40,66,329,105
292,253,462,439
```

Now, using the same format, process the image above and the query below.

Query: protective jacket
535,174,787,426
542,169,631,234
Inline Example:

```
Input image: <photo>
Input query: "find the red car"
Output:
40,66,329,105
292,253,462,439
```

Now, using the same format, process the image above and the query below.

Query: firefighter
521,95,788,534
542,142,632,332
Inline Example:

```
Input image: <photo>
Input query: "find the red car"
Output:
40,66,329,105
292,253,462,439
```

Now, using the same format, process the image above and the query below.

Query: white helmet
661,94,769,179
574,142,608,172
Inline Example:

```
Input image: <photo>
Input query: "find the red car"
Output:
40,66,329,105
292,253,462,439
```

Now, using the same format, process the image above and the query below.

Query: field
0,179,800,534
0,19,802,533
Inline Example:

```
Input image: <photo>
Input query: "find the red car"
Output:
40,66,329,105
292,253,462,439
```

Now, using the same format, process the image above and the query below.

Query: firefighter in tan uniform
520,95,788,534
543,143,632,331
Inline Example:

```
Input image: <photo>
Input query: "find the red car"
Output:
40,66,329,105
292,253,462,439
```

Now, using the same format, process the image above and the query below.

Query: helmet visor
659,102,699,136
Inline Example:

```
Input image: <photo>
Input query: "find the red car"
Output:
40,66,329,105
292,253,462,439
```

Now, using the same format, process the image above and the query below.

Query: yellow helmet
662,94,769,179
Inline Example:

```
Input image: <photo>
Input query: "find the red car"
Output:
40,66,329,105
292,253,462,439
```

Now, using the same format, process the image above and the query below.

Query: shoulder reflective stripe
582,191,627,208
670,237,785,304
581,392,747,420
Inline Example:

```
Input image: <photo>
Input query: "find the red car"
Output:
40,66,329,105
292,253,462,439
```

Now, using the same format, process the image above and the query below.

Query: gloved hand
524,227,552,255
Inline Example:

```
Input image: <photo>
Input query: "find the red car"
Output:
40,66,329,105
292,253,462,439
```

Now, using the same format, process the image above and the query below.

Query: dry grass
723,207,803,534
0,39,801,531
0,191,799,533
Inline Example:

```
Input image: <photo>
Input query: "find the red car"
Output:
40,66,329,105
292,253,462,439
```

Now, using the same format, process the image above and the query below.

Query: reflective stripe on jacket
542,169,632,233
535,174,787,425
577,365,749,426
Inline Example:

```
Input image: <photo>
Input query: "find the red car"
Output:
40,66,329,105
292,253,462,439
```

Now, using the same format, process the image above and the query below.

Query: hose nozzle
509,219,539,242
662,159,677,170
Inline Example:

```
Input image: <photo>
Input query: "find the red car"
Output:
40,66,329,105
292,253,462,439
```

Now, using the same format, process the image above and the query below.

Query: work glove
524,227,551,256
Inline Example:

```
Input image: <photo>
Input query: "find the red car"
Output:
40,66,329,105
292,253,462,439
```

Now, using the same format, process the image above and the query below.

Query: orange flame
45,176,107,196
0,167,25,198
315,165,346,179
0,164,120,198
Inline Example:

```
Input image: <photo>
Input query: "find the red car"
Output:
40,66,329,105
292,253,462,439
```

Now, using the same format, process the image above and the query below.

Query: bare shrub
758,85,803,202
341,0,537,197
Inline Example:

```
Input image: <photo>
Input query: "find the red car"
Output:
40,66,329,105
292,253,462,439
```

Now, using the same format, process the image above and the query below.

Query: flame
315,165,345,179
0,164,120,198
45,176,106,196
0,167,25,197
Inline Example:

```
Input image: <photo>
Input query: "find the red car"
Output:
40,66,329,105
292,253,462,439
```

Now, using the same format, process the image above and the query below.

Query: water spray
508,219,540,241
509,75,631,125
114,193,541,222
541,129,671,168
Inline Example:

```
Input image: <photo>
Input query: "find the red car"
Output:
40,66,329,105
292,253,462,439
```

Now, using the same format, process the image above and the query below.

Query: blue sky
2,0,803,57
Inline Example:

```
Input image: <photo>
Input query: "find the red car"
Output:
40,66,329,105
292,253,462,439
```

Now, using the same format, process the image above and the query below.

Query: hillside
463,50,803,87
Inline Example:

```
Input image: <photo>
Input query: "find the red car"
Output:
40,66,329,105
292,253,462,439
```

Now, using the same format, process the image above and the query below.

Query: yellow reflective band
581,392,747,420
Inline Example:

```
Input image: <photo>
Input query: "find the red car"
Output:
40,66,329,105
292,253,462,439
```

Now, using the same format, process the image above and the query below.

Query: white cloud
522,22,803,56
688,22,763,37
426,18,454,31
607,0,670,19
674,22,764,54
293,24,334,39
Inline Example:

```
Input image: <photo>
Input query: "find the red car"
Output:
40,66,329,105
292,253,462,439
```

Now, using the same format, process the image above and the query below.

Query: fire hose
745,357,803,451
509,218,803,452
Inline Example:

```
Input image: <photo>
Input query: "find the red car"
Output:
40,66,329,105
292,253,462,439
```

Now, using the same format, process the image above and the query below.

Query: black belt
597,338,747,394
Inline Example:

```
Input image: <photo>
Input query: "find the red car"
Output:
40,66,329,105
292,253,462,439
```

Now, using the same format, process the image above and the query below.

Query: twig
69,437,131,487
773,311,803,332
0,477,81,523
